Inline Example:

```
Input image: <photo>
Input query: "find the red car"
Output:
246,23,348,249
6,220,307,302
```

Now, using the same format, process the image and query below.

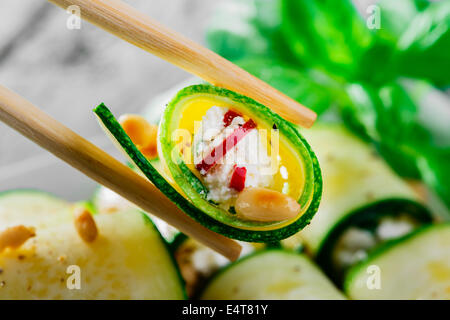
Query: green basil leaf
343,80,450,212
281,0,373,79
396,1,450,87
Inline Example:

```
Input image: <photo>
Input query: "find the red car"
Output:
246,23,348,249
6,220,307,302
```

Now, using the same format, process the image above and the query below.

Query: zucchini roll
345,224,450,300
172,234,263,297
94,85,322,242
0,190,185,299
297,124,432,283
200,250,345,300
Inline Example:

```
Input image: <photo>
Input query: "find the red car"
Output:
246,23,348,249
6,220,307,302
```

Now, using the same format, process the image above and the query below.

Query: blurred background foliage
206,0,450,215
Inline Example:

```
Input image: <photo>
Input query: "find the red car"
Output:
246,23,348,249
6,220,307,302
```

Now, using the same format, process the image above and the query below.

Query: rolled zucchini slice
296,124,432,282
200,250,345,300
345,224,450,300
94,84,322,242
0,190,185,299
318,200,432,284
172,233,265,297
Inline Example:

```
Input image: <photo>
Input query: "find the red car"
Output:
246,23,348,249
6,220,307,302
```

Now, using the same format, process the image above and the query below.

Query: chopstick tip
228,241,242,262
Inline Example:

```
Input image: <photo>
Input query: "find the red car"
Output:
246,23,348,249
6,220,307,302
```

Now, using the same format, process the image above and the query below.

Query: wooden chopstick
0,84,241,261
48,0,316,128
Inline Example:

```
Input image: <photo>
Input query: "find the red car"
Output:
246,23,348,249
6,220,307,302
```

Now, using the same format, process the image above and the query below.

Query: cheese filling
332,214,419,274
193,106,273,208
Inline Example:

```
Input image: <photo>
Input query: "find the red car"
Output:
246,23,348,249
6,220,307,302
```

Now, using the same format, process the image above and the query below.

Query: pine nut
119,114,158,159
73,207,98,243
0,225,36,252
235,187,300,222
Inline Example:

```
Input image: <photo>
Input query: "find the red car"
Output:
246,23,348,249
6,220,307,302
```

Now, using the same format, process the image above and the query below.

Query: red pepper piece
223,110,241,127
196,119,257,174
229,166,247,192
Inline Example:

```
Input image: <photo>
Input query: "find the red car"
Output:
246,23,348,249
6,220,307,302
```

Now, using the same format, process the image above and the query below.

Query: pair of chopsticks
0,0,316,261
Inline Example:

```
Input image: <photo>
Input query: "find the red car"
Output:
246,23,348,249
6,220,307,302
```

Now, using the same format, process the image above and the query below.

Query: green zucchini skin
344,224,450,299
177,160,208,199
200,249,345,300
94,85,322,242
170,232,189,253
145,212,188,300
316,198,432,284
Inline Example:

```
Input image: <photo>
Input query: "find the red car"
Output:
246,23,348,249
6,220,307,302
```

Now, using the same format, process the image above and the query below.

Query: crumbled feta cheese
333,227,376,269
193,106,273,207
191,241,255,277
333,216,418,272
376,217,414,240
339,228,377,251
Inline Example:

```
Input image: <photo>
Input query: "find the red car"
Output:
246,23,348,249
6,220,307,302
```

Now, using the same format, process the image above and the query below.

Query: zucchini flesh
297,124,430,254
345,224,450,300
0,190,185,299
94,85,322,242
0,190,70,230
91,186,180,243
200,250,345,300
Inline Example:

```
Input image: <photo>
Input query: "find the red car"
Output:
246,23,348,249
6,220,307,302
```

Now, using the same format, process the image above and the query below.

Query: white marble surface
0,0,223,200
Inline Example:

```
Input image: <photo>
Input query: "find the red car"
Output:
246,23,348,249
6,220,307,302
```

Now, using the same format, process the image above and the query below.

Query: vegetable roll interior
192,106,272,208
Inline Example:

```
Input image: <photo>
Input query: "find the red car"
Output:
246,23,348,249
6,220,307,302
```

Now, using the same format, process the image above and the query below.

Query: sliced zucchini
279,232,305,253
91,186,179,243
318,200,431,284
297,124,433,282
345,224,450,300
293,124,431,282
0,190,71,230
298,124,430,255
173,234,263,297
91,185,134,214
200,250,345,300
94,84,322,242
0,190,185,299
